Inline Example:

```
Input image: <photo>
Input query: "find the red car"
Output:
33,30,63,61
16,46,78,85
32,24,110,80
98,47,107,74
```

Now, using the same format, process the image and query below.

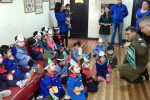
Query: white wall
0,0,58,45
88,0,133,43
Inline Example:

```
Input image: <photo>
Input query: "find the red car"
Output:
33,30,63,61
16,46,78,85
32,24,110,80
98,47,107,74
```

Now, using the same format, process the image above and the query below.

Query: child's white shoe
0,90,11,97
17,79,28,88
106,74,110,82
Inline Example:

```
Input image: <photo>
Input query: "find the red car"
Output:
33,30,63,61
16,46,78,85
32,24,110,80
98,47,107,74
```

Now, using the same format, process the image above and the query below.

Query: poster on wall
50,0,61,10
1,0,13,3
24,0,35,13
35,0,43,14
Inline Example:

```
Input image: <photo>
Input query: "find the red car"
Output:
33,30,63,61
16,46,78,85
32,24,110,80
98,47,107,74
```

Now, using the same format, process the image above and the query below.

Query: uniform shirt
42,39,47,48
53,34,62,45
55,62,68,77
29,46,43,60
93,45,105,55
106,53,118,65
136,8,150,29
67,73,86,100
37,40,43,48
40,72,64,98
110,3,128,23
0,64,12,81
71,49,80,61
123,34,149,66
81,68,93,85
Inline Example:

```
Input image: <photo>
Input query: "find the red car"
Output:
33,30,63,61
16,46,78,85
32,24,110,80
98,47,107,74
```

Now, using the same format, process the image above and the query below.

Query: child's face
47,34,52,38
98,42,103,46
74,45,79,50
83,62,90,69
56,30,60,34
0,57,3,64
16,41,25,47
4,49,12,58
66,6,70,11
60,60,66,66
100,56,106,63
107,50,114,55
47,63,56,72
35,36,41,40
71,64,81,74
33,43,38,47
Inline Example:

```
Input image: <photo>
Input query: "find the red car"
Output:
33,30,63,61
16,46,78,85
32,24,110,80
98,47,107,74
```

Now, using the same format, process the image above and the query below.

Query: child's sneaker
0,90,11,97
17,79,28,88
97,76,104,82
32,64,37,68
106,74,110,82
64,95,71,100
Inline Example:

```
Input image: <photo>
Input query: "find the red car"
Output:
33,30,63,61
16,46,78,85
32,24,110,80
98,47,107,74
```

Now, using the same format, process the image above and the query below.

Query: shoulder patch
141,43,146,48
138,38,142,41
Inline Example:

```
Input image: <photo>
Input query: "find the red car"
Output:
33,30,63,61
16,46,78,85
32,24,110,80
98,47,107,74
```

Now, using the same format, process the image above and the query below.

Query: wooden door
70,0,89,38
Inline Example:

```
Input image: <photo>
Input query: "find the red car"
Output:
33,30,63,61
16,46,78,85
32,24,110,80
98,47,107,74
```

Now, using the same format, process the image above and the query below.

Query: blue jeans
110,23,123,46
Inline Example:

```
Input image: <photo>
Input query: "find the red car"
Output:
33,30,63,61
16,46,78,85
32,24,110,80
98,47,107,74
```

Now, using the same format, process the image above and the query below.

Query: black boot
132,75,143,84
142,68,149,81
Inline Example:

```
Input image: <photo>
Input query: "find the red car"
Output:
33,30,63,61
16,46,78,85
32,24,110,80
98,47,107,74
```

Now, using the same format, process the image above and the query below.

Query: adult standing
55,2,71,48
110,0,128,47
136,1,150,42
99,6,113,48
118,26,149,84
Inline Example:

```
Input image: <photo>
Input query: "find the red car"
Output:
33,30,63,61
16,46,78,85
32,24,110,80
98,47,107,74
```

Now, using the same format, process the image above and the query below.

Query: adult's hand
124,42,131,48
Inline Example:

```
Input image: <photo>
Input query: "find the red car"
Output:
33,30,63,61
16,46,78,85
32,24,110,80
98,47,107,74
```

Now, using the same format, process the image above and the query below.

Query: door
70,0,89,38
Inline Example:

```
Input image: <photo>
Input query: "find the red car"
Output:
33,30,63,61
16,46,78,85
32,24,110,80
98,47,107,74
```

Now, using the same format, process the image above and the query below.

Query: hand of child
9,45,13,48
66,18,70,21
54,96,59,100
53,48,55,50
9,56,14,60
40,49,43,53
79,86,84,91
27,56,30,59
8,75,13,80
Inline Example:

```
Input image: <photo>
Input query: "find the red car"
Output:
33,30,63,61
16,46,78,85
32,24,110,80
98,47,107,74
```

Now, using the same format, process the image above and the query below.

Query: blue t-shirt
136,8,150,29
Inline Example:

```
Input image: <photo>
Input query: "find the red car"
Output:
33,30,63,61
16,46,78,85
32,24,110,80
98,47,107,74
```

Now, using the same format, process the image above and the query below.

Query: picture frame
49,0,56,10
24,0,35,13
35,0,43,14
0,0,13,3
43,0,49,2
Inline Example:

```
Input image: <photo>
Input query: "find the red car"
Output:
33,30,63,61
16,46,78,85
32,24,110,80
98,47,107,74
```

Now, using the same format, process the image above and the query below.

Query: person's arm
55,12,67,22
15,52,28,60
54,36,60,45
107,63,111,73
46,38,53,49
123,5,128,18
52,39,57,49
94,61,97,74
110,5,114,15
99,15,104,25
113,55,118,65
71,50,78,60
110,16,114,25
93,46,98,55
123,55,129,64
30,48,41,57
11,45,17,57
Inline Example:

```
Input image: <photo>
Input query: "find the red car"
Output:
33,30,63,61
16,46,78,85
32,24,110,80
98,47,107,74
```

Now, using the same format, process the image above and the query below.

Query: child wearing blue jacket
40,58,65,99
93,38,105,58
67,59,88,100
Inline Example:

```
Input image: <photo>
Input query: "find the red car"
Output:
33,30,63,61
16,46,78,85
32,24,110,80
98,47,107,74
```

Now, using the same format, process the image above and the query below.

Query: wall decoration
35,0,43,14
24,0,35,13
1,0,13,3
43,0,49,2
50,0,56,10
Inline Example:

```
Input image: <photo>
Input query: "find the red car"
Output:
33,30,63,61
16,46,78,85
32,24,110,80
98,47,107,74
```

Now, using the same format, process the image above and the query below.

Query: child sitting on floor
46,29,58,51
78,57,99,92
40,58,65,99
94,51,111,82
93,38,105,59
71,43,90,62
53,27,64,47
27,38,53,60
56,53,68,84
67,59,88,100
106,46,118,70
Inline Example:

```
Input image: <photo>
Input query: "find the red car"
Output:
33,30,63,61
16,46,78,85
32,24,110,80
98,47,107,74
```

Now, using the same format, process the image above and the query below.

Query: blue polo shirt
56,62,68,78
40,72,65,98
110,3,128,23
67,73,86,100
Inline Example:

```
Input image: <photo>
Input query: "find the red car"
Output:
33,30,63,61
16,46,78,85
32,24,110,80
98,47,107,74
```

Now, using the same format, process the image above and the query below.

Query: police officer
118,26,149,84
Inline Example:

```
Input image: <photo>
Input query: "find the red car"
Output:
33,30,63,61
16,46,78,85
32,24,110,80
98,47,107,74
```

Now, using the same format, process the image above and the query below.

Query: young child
94,51,111,82
40,58,65,99
33,31,43,48
46,29,58,51
14,35,36,68
41,27,49,34
56,54,68,84
41,32,57,57
106,46,118,70
66,49,71,64
27,38,53,60
77,41,91,58
93,38,105,58
78,57,99,92
67,59,88,100
71,43,90,62
53,27,64,47
65,4,72,28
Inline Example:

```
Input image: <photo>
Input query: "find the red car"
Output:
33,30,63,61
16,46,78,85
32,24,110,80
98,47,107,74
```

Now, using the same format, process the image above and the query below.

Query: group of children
38,38,118,100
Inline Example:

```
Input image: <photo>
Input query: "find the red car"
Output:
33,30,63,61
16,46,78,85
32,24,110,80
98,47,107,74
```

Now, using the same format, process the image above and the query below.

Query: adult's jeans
110,23,123,46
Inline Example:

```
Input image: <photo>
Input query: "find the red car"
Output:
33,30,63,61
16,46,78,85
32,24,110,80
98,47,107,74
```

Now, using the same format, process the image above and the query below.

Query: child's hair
74,43,79,47
77,56,84,64
27,38,37,46
65,48,70,55
41,27,49,32
77,41,82,47
41,32,46,40
67,63,75,78
66,4,70,7
53,27,59,33
33,31,42,37
57,54,65,64
107,45,114,51
14,35,25,42
42,61,49,78
0,45,11,56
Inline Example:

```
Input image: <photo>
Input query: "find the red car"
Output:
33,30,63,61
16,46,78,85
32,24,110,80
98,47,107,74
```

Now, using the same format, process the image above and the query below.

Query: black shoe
142,68,149,81
132,76,143,84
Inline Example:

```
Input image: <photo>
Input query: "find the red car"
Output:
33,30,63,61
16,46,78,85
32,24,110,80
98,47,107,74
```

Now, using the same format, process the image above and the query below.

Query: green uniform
106,53,118,69
118,34,149,82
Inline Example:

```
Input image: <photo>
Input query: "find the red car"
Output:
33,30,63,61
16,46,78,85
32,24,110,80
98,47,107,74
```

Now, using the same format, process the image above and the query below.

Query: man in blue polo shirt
110,0,128,47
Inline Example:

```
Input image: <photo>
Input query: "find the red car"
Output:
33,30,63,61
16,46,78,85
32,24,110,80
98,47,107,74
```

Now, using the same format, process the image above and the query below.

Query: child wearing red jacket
94,51,111,82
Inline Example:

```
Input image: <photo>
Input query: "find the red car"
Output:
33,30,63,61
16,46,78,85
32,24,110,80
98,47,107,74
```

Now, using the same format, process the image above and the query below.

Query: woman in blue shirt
136,1,150,42
55,2,71,49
